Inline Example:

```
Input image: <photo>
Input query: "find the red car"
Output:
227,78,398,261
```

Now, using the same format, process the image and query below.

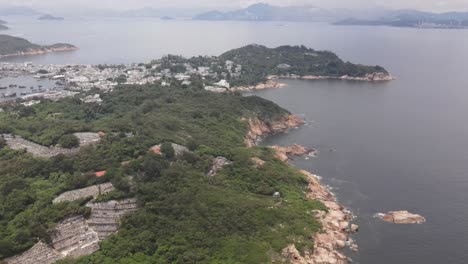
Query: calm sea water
2,16,468,264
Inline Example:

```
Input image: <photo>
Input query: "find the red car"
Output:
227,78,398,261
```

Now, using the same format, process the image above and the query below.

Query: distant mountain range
1,4,468,29
335,10,468,28
120,7,209,18
193,3,347,22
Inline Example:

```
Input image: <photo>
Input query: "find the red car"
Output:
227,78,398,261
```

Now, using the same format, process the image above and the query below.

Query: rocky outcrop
232,80,287,92
53,183,115,204
284,170,358,264
207,156,232,177
282,245,307,264
150,143,190,157
5,199,138,264
270,144,315,162
244,115,305,147
251,157,266,168
378,211,426,224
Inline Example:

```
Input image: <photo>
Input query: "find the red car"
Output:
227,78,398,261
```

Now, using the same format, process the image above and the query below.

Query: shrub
58,134,80,149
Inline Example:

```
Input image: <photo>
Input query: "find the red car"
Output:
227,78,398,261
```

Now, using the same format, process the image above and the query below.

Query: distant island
0,19,8,30
161,16,174,20
335,10,468,29
0,34,77,57
38,14,65,21
212,44,391,86
193,3,337,22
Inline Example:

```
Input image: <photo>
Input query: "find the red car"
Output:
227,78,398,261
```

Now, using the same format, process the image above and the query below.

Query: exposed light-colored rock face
150,143,190,157
207,156,232,177
251,157,266,168
87,199,138,239
284,170,356,264
379,211,426,224
270,144,315,162
244,115,305,147
1,132,100,158
282,245,307,264
53,183,115,204
5,197,138,264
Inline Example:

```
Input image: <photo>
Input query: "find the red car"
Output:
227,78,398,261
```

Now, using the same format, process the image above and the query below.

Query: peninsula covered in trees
0,43,377,263
0,34,76,57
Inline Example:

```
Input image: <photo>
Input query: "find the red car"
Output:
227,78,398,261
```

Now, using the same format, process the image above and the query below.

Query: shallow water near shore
1,17,468,263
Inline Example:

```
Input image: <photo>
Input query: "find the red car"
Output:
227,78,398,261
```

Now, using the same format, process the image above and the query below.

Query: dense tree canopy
0,82,324,263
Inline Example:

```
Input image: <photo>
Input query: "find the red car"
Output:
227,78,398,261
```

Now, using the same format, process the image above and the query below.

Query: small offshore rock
379,210,426,224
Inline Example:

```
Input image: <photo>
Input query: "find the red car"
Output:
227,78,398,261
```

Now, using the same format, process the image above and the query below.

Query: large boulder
380,211,426,224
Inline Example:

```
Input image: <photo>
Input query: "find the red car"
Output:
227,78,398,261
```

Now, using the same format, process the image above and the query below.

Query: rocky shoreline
270,144,316,162
245,115,357,264
0,46,78,58
232,72,394,92
273,72,395,82
243,114,305,147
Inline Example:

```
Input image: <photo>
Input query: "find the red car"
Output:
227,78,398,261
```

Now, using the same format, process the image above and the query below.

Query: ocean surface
2,16,468,264
0,75,58,101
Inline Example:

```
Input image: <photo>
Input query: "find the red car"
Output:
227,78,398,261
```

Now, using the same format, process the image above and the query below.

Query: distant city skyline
0,0,467,13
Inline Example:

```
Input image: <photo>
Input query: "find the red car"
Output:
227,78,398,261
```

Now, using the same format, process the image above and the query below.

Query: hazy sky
1,0,468,12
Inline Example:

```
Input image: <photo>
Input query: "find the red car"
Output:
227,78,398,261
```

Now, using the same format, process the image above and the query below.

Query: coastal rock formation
298,170,355,264
244,115,305,147
53,183,115,204
379,211,426,224
270,144,315,162
5,199,138,264
271,72,395,82
2,132,100,158
282,245,307,264
207,156,232,177
232,80,287,92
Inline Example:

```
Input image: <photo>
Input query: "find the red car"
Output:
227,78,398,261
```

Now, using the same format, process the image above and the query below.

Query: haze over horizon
0,0,467,13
